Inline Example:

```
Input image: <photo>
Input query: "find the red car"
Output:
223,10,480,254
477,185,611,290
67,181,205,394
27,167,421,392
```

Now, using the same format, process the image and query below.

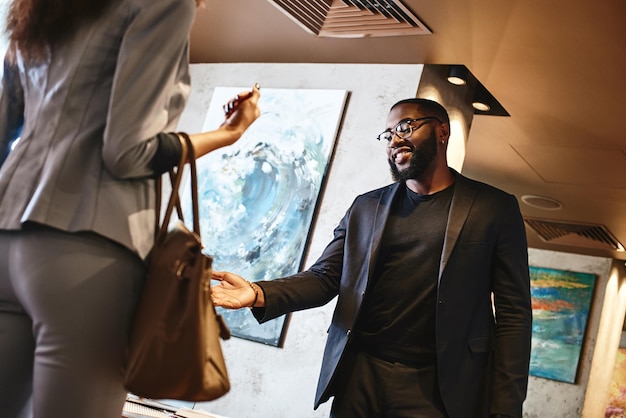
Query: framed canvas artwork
529,266,596,383
181,87,348,346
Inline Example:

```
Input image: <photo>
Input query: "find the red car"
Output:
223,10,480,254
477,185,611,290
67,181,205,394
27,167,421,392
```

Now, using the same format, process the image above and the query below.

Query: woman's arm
188,84,261,159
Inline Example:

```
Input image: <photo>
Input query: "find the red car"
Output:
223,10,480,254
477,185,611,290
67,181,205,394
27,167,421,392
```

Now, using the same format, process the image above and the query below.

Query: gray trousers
0,224,145,418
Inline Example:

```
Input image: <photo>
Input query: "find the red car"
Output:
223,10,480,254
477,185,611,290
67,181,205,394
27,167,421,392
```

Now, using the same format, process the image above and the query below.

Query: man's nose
388,131,405,147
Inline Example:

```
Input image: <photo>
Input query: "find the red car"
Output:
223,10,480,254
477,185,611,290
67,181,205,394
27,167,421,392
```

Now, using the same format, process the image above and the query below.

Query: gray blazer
0,0,195,258
255,172,532,417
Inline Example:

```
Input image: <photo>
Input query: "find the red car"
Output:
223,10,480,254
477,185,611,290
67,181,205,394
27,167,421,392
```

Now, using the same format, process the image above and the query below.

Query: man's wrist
247,281,259,307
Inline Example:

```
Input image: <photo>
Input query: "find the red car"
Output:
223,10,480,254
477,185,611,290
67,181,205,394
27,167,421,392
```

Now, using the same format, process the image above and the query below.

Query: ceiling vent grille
524,217,625,252
267,0,432,38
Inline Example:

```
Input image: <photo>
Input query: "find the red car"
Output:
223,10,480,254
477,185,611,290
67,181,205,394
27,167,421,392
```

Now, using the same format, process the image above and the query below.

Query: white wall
178,63,424,418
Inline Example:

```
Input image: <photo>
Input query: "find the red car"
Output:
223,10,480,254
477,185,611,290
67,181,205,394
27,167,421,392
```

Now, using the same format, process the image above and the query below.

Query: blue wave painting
529,266,596,383
181,87,347,346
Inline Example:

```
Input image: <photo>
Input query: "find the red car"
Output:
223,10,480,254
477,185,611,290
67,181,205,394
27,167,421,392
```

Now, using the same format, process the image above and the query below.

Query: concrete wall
176,63,618,418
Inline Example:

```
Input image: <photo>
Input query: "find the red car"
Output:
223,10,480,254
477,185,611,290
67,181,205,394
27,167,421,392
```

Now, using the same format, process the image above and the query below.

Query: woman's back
0,0,196,257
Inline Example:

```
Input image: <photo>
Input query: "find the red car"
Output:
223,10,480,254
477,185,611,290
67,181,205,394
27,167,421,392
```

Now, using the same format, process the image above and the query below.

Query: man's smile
390,145,414,164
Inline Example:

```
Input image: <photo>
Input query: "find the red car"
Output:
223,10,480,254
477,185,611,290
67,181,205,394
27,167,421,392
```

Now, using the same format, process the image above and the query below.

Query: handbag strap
153,173,184,240
155,132,200,241
178,132,201,235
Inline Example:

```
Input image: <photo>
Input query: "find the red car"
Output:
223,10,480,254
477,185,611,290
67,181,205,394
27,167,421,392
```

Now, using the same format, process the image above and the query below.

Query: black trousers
330,350,448,418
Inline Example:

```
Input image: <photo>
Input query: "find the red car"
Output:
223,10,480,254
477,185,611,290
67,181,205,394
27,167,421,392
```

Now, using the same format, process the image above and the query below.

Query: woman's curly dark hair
6,0,115,61
6,0,203,62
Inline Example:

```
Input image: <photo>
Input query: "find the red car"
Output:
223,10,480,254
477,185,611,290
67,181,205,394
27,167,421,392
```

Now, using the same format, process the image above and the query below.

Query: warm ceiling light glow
448,76,466,86
447,117,466,172
447,66,468,86
472,82,492,112
472,101,491,112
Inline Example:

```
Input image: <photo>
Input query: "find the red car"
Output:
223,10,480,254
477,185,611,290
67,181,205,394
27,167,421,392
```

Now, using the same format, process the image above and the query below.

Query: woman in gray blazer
0,1,260,417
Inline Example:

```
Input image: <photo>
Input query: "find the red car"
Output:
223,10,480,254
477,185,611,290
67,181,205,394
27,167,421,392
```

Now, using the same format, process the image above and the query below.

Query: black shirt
148,132,183,176
354,182,454,367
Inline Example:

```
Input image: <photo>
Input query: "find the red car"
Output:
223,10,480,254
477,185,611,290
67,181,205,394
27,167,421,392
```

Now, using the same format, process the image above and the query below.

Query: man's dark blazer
254,171,532,418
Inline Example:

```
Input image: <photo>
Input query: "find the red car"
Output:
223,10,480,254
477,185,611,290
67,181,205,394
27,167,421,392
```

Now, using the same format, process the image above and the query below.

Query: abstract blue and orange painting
181,87,347,346
529,266,596,383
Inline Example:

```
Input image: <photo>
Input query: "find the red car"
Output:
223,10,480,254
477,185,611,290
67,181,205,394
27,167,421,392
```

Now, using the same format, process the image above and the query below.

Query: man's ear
439,122,450,140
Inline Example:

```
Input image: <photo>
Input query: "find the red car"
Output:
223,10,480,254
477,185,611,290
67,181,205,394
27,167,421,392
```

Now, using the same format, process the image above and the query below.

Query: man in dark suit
212,98,532,418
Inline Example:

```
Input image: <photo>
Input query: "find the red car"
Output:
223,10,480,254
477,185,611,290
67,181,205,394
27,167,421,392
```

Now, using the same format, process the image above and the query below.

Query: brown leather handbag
124,132,231,401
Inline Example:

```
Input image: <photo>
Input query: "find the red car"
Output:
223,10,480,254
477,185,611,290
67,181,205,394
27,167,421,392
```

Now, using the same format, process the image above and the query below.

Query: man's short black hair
390,98,450,124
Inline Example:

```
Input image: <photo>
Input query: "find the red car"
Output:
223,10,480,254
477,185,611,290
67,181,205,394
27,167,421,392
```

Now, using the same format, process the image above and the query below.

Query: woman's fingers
222,83,260,118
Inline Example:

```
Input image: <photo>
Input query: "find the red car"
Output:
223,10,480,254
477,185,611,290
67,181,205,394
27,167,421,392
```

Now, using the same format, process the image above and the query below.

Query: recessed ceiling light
447,66,468,86
521,195,563,210
472,101,491,112
472,82,492,112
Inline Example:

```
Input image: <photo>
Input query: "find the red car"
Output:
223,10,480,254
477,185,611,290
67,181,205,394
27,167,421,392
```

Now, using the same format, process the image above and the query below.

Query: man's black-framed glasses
376,116,442,142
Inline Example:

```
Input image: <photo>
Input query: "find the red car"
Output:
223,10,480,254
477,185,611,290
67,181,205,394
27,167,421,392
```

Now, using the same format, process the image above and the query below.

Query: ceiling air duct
267,0,431,38
524,217,625,252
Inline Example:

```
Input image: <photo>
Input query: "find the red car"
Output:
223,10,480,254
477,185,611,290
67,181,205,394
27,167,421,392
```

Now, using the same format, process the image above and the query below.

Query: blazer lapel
438,175,476,284
368,183,402,278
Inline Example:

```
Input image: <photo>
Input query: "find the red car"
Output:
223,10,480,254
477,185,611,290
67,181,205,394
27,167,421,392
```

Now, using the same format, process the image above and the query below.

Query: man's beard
388,131,438,182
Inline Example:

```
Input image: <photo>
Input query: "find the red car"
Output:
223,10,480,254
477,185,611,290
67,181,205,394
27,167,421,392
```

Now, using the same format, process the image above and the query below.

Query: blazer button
346,330,351,337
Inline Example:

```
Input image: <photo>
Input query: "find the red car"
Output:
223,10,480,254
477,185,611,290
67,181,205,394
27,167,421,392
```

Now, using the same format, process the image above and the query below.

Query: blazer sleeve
490,194,532,417
101,0,194,179
253,205,351,322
